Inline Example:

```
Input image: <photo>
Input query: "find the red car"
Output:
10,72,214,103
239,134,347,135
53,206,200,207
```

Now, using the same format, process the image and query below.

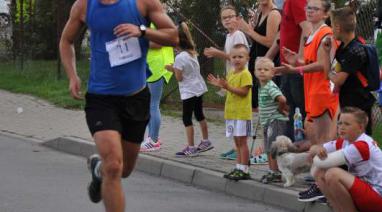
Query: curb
42,136,331,212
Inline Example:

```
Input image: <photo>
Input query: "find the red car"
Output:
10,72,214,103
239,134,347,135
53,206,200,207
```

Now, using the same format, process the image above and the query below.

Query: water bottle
293,107,304,142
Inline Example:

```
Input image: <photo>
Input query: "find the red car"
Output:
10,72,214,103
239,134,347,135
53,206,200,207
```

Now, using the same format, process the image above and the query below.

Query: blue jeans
147,78,164,142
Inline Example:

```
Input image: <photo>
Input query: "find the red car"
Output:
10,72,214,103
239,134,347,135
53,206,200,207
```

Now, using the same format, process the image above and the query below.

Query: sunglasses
221,14,237,21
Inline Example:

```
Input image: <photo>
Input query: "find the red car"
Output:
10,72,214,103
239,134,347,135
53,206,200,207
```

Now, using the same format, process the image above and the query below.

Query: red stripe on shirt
353,141,370,161
336,138,344,150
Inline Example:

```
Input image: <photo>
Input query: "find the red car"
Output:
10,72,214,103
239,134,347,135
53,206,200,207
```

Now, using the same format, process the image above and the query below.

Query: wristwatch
139,24,147,37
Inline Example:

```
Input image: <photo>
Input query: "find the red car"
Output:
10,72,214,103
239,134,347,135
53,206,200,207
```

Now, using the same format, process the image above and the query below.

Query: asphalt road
0,134,286,212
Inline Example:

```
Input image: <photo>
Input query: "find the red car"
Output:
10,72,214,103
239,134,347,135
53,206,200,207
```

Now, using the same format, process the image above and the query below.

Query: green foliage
377,32,382,65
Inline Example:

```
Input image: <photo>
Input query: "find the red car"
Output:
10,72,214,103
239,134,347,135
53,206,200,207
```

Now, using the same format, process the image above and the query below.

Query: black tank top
249,8,280,73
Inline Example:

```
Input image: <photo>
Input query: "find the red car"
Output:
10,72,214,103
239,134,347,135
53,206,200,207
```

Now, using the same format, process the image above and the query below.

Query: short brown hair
331,7,356,33
341,107,368,128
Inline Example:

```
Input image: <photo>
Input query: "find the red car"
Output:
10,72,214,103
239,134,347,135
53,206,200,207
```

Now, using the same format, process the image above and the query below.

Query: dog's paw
283,182,293,187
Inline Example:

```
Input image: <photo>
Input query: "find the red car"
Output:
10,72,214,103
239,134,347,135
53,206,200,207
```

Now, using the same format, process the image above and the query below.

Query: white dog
270,136,311,187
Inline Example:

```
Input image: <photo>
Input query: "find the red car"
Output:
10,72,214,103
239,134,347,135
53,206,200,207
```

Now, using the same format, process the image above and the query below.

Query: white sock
241,165,249,173
94,161,102,180
236,164,240,169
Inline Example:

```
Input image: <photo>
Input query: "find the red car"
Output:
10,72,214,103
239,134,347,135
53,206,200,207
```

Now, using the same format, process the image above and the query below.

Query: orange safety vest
303,25,339,120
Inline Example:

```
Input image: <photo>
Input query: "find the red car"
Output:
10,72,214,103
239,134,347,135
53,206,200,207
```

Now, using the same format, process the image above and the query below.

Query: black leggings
182,96,205,127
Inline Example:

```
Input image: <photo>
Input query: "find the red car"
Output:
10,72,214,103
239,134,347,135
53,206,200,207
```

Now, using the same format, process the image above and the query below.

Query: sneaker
223,169,239,179
260,171,282,184
140,137,161,152
317,197,328,205
175,146,199,157
298,184,324,202
220,149,235,159
298,183,318,196
230,169,251,181
196,140,214,153
250,153,268,165
225,150,237,160
87,154,102,203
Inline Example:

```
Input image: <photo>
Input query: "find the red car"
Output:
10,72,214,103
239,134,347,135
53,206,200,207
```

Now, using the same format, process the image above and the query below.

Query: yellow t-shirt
224,69,253,120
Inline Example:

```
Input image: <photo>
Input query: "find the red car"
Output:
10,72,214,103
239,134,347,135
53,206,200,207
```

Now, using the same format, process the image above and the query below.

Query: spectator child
310,107,382,212
326,7,375,135
204,5,249,160
254,57,289,183
165,22,213,157
207,44,253,180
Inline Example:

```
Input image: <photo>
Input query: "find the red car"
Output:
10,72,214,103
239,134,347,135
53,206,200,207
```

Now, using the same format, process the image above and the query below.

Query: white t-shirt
173,51,208,100
224,30,249,73
324,133,382,195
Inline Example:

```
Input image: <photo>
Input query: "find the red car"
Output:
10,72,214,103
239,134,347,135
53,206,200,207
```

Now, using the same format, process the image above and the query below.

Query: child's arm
224,84,251,97
207,74,251,97
165,64,183,81
203,47,230,61
275,95,289,116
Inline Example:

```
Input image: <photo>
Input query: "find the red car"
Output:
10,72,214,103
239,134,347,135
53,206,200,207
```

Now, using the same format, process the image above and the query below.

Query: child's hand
207,74,224,88
308,145,327,162
204,47,219,58
278,102,289,116
165,64,174,72
274,63,297,75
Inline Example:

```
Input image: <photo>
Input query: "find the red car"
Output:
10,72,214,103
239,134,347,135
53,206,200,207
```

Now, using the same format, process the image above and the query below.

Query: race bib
105,35,142,67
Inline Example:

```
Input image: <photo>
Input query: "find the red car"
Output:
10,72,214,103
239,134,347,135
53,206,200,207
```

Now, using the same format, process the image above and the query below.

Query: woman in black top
238,0,281,108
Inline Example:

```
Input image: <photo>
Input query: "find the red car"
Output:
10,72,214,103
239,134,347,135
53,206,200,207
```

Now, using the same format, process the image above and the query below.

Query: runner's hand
114,23,141,37
69,76,82,100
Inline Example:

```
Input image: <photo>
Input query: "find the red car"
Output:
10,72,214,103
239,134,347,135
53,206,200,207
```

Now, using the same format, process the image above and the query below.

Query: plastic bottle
293,107,304,142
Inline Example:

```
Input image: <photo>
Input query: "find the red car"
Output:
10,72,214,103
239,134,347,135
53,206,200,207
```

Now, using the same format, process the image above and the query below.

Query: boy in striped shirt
255,57,289,184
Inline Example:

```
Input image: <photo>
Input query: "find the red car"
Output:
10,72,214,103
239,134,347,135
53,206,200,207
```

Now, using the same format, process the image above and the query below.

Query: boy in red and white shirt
310,107,382,212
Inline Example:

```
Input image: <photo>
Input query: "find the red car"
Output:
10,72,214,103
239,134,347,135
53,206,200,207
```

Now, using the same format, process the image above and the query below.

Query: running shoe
175,146,199,157
87,154,102,203
196,140,214,153
140,137,161,152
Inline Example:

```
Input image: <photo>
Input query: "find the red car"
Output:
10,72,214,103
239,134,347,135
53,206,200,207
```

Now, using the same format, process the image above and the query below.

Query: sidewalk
0,90,329,212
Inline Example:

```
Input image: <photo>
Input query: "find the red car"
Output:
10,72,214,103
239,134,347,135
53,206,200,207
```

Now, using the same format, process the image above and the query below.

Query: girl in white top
165,22,213,157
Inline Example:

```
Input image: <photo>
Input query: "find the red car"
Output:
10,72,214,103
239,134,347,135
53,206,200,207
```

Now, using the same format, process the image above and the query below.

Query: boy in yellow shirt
208,44,253,180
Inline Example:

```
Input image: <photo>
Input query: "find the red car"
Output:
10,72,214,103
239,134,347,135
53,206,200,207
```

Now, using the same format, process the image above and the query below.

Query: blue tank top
86,0,149,95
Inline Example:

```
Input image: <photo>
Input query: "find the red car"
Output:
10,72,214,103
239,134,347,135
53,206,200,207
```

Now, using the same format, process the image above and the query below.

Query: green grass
0,60,89,109
373,123,382,147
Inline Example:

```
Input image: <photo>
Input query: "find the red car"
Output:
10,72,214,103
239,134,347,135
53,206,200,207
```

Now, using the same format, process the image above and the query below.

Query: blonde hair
255,57,274,69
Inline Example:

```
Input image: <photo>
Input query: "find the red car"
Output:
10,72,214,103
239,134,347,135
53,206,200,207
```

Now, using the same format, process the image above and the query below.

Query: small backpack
356,44,381,91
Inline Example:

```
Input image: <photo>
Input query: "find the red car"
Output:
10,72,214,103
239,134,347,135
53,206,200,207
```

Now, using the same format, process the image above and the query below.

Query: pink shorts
349,177,382,212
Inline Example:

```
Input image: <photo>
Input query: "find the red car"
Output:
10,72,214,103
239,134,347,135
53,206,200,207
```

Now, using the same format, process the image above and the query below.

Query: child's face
221,9,237,31
338,113,364,141
229,48,249,71
305,0,328,24
255,61,274,82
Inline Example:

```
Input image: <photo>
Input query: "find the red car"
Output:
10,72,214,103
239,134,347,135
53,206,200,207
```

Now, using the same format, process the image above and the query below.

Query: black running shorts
85,87,150,144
